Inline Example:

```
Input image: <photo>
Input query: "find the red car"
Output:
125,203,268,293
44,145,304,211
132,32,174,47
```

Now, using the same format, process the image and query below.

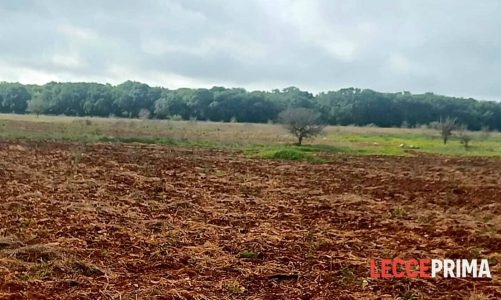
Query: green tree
154,92,190,119
0,83,30,113
113,81,159,117
26,93,45,117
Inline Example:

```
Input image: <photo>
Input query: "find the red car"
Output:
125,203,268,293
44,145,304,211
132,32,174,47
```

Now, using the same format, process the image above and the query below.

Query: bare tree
278,108,325,146
480,126,491,140
457,124,472,149
433,117,457,144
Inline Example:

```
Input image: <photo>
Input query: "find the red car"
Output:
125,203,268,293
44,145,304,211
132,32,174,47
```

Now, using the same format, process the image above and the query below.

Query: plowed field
0,141,499,299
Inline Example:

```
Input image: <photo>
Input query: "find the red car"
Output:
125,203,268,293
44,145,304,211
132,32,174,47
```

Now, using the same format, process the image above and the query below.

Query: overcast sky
1,0,500,100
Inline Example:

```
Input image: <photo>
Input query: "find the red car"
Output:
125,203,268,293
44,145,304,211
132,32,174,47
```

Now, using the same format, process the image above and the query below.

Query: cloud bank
1,0,500,100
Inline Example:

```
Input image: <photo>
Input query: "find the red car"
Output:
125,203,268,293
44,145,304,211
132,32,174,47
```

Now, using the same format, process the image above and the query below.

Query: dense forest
0,81,500,130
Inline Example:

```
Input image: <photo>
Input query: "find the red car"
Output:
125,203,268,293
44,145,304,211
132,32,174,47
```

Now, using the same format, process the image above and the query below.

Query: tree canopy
278,108,325,145
0,81,500,130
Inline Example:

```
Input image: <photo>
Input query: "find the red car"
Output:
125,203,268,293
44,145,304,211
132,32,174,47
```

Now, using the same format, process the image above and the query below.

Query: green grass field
0,113,500,158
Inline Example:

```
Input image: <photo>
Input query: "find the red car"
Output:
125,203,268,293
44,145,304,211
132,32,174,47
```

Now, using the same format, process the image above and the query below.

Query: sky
0,0,500,100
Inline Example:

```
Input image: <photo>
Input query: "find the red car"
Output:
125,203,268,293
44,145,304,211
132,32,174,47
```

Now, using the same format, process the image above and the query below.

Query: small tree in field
433,117,457,144
457,124,472,149
26,94,45,117
278,108,324,146
138,108,151,120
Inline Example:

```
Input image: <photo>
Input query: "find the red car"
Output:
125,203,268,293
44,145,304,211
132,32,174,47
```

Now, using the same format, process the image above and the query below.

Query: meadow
0,113,500,159
0,113,499,299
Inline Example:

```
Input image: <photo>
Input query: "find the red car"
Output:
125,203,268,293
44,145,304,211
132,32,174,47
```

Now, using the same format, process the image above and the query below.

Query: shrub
138,108,151,120
169,114,183,121
260,149,310,161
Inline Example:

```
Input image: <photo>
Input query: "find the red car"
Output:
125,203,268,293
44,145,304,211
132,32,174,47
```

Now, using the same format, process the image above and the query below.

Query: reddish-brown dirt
0,141,499,299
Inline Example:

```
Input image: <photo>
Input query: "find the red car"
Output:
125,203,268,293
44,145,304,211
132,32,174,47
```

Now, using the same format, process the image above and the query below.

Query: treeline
0,81,500,130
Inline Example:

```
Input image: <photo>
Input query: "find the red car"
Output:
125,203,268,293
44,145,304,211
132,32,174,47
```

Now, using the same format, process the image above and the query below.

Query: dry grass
8,244,61,263
0,236,24,250
466,292,491,300
1,113,501,158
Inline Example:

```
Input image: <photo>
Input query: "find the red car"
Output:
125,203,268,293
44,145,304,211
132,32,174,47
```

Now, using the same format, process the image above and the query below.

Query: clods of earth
0,141,499,299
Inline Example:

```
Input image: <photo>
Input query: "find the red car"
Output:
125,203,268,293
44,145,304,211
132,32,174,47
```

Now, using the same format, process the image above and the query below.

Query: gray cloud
0,0,500,100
